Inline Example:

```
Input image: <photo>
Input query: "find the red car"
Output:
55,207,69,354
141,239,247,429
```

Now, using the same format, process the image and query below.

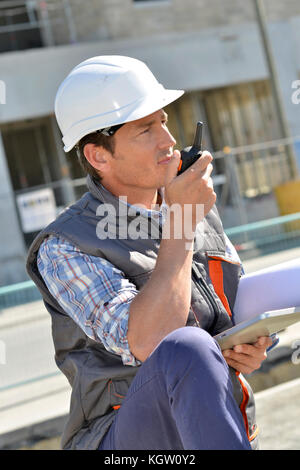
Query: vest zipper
191,262,221,316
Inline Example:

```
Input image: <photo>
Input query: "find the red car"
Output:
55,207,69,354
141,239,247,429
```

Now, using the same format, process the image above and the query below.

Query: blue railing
225,212,300,257
0,279,41,309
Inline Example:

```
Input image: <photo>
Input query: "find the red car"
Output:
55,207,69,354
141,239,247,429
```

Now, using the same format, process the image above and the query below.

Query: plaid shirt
37,234,141,366
37,199,245,367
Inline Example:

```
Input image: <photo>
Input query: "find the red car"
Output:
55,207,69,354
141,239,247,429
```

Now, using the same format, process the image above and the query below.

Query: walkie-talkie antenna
193,121,203,151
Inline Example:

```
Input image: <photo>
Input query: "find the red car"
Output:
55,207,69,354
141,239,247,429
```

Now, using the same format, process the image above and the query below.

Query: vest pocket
192,262,222,316
108,378,130,410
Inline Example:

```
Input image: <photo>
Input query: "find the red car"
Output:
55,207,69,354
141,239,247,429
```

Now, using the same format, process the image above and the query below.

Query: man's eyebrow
136,119,155,129
135,112,168,129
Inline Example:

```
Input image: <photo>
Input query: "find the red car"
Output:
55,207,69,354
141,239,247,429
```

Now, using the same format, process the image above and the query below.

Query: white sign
17,188,57,233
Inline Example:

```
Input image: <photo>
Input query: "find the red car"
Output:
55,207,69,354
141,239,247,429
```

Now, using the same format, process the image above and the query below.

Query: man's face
104,109,176,193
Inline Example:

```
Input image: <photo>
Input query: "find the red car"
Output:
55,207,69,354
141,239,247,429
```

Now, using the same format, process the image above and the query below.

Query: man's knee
152,326,225,372
163,326,218,352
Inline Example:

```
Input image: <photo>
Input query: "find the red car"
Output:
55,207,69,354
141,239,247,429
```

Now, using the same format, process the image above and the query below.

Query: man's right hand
164,150,217,231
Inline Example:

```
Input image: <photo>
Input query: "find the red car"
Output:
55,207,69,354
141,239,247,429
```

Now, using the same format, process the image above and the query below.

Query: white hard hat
55,55,184,152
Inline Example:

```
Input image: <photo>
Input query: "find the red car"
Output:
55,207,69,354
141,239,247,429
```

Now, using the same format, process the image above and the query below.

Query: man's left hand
222,336,273,375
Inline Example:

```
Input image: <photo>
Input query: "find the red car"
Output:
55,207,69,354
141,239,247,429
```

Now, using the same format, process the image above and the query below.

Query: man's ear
83,144,111,173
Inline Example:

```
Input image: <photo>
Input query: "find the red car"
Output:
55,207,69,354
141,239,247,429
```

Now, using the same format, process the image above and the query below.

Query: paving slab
0,373,70,449
255,377,300,450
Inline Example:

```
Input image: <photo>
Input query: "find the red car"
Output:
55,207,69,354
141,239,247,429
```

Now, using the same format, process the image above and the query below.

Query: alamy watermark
291,339,300,365
96,198,206,250
291,80,300,105
0,80,6,105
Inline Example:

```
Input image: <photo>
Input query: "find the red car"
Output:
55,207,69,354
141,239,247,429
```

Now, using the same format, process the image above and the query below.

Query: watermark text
291,339,300,365
96,198,206,250
291,80,300,105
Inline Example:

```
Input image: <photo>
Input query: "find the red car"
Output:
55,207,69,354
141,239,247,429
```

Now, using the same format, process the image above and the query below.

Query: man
26,56,272,450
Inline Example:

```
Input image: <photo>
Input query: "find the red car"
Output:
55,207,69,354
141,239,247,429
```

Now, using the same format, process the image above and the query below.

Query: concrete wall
47,0,300,44
1,16,299,133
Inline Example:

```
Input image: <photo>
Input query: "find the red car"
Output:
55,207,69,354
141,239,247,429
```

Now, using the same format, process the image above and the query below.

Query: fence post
39,0,54,47
224,148,249,243
62,0,77,44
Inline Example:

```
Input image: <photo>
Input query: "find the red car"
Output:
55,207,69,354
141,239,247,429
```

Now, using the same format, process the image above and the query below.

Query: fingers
232,343,267,358
202,163,213,181
231,336,272,356
207,177,214,191
186,152,215,194
174,150,214,182
253,336,273,349
223,357,254,375
223,349,263,375
188,151,213,174
188,153,215,193
223,348,265,366
164,149,216,221
223,337,271,375
164,149,181,185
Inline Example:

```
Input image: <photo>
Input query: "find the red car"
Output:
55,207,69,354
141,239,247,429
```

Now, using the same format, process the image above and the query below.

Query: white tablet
213,306,300,350
233,258,300,324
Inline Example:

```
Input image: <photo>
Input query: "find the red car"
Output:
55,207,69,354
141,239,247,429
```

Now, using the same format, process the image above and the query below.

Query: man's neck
100,181,161,210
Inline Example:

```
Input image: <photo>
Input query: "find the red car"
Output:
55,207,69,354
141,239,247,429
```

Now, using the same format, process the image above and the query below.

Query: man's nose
158,126,176,149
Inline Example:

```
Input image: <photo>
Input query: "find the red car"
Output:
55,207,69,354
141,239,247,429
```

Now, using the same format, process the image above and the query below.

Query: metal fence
214,135,300,200
0,0,77,52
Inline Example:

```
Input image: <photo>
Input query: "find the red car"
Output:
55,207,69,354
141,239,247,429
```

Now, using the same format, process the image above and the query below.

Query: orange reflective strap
249,425,259,442
209,258,256,443
113,405,121,410
208,259,232,317
236,372,251,441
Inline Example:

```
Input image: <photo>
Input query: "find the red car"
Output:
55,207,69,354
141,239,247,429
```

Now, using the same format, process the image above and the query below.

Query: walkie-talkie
177,121,203,175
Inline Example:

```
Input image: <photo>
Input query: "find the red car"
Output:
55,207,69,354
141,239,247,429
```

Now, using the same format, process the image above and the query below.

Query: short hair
75,131,116,182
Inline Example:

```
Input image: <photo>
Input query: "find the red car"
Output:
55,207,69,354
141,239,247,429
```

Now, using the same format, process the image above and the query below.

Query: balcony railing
0,0,77,53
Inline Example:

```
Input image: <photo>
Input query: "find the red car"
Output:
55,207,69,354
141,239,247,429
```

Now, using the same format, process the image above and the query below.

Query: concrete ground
255,378,300,450
0,246,300,450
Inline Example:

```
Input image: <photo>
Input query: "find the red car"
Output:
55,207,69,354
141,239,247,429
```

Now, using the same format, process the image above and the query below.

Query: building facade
0,0,300,285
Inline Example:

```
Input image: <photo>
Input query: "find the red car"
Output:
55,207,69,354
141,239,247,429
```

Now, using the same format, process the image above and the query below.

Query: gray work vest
26,175,258,450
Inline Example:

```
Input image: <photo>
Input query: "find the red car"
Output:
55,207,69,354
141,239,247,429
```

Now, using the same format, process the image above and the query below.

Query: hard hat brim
63,88,184,152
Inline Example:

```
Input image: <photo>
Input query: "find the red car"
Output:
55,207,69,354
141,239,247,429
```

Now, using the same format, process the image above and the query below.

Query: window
0,1,43,53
